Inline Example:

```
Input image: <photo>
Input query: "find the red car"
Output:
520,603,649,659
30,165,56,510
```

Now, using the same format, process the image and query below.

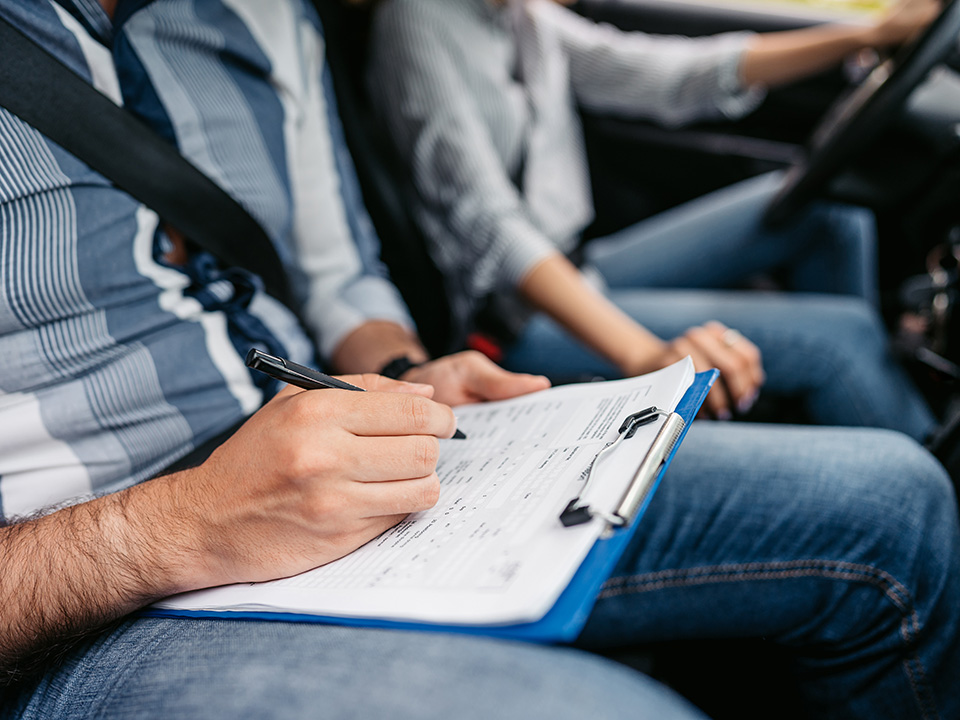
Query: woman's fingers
703,322,765,411
672,323,766,419
670,336,732,419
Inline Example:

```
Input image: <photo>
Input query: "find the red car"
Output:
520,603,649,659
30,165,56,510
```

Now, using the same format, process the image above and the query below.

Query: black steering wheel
765,0,960,226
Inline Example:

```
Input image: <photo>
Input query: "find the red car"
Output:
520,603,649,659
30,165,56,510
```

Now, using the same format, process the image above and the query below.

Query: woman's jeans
6,425,958,720
502,172,937,440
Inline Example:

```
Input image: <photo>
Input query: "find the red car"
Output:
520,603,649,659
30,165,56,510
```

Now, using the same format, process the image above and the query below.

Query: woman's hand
638,322,765,420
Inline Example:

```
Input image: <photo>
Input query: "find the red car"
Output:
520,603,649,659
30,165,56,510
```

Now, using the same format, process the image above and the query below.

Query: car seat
312,0,456,357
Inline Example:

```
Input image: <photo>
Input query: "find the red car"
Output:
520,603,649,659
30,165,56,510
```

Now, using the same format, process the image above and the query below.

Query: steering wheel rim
764,0,960,226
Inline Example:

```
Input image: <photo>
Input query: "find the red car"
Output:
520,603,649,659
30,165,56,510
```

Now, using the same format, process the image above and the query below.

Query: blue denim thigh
3,620,706,720
608,289,936,439
578,422,960,720
585,171,877,303
502,289,935,439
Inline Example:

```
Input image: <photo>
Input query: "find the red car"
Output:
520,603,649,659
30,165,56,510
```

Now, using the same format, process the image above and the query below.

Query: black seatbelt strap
0,14,296,311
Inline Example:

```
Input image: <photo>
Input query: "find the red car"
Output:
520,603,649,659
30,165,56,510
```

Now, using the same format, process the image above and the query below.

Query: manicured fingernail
738,392,758,414
717,409,732,421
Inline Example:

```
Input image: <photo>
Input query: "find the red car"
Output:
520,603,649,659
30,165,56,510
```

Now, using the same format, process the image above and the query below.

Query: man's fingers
287,389,457,439
346,435,442,482
353,474,443,518
298,473,441,530
405,351,551,406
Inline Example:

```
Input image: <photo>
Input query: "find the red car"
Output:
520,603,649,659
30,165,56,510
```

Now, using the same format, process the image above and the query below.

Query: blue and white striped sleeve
0,0,272,519
116,0,414,360
532,0,765,128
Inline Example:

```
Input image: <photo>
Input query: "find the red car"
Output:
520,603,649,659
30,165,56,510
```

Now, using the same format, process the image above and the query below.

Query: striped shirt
367,0,765,339
0,0,411,521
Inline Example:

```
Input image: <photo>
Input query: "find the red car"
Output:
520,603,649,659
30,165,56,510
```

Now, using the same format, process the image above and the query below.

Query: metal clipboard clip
559,406,685,535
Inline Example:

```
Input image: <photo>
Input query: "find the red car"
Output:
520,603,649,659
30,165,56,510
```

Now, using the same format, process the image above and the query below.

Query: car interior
577,0,960,418
317,1,960,713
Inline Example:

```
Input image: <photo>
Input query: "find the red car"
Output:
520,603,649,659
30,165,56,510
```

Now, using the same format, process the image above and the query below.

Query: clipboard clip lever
618,407,669,437
560,406,683,531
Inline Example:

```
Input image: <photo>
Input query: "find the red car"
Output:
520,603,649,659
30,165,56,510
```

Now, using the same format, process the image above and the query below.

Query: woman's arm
520,254,666,374
740,0,941,88
537,0,765,126
369,2,763,414
537,0,938,125
520,254,764,418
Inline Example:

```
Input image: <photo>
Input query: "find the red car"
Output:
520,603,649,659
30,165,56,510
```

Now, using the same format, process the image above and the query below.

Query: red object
467,332,504,364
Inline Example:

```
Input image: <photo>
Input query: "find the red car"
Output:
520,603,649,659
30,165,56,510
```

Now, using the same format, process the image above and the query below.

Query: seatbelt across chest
0,14,296,312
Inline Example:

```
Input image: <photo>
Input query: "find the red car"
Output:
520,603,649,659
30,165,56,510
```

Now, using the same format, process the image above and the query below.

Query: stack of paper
153,359,701,634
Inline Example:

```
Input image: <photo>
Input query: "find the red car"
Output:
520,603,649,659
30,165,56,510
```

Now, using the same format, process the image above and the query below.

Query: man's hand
329,320,430,375
647,322,765,420
0,376,457,682
398,351,551,407
167,380,458,588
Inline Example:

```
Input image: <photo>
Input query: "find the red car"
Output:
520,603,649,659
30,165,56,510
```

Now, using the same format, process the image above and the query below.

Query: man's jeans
586,423,960,719
6,425,958,719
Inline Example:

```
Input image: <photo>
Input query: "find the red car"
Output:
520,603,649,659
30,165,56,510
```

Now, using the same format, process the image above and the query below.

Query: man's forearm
0,479,194,685
0,384,458,686
329,320,429,375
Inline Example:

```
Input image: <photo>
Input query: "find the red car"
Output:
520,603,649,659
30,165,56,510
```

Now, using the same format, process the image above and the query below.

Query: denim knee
814,202,876,251
832,431,957,602
816,296,887,354
780,296,888,379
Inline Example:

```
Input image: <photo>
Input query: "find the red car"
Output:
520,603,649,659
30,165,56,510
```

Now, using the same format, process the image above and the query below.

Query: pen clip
245,348,365,392
247,348,317,388
560,407,683,533
247,348,288,375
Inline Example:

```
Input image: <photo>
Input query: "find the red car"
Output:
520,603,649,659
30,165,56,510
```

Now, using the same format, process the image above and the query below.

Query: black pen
245,349,466,439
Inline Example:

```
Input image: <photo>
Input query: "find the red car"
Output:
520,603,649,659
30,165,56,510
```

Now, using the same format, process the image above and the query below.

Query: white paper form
155,359,695,626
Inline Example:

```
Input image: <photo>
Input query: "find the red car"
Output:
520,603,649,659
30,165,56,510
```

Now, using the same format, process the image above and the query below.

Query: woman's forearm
740,24,876,88
518,254,665,375
740,0,939,88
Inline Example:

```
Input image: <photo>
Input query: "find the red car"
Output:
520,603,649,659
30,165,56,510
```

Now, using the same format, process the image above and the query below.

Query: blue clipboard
146,370,717,643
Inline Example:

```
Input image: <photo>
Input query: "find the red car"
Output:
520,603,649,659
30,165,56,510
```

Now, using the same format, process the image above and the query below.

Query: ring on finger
722,329,743,348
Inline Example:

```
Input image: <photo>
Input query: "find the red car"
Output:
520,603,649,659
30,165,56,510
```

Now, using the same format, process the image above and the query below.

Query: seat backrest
314,0,455,357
